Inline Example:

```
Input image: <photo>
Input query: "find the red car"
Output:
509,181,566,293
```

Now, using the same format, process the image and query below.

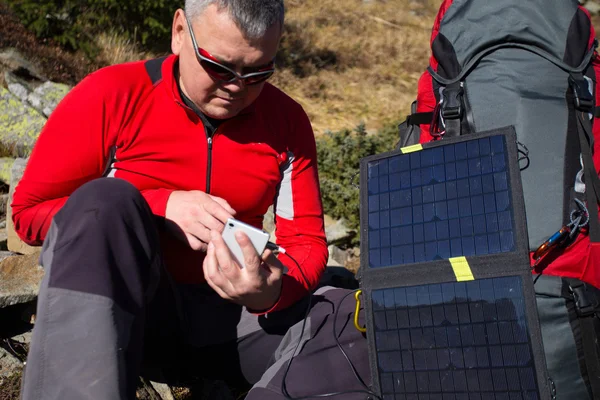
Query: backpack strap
440,82,464,137
571,73,600,243
569,278,600,399
405,112,434,126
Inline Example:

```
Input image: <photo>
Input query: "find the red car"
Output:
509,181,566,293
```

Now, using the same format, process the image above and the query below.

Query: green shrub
8,0,176,56
316,123,399,237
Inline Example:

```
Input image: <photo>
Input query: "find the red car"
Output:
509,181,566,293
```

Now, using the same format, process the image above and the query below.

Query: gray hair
185,0,285,39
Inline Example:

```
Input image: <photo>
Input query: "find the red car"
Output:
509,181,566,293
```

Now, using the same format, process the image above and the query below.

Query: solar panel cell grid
367,136,516,268
371,277,539,399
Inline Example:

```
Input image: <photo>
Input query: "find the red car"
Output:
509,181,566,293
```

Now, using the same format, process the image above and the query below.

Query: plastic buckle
570,283,596,317
569,76,594,112
441,84,464,120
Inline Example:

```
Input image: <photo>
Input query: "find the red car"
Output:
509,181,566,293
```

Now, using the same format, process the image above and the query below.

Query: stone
0,49,45,82
10,331,32,346
262,206,276,242
26,92,43,110
32,81,71,117
324,215,356,246
0,88,45,157
150,381,175,400
585,1,600,14
7,158,39,255
328,244,348,266
0,252,43,308
7,83,29,103
0,347,22,383
0,158,15,185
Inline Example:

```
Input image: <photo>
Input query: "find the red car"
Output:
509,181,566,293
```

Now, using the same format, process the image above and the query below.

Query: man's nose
221,78,246,93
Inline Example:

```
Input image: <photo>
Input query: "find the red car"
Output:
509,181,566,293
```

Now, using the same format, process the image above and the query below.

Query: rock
0,49,45,82
326,253,342,267
328,244,349,266
31,81,70,117
0,158,15,185
0,252,44,308
263,206,276,242
26,92,43,110
10,331,32,346
586,1,600,14
150,381,175,400
324,215,356,246
0,347,22,383
8,158,39,255
7,83,29,103
0,88,45,157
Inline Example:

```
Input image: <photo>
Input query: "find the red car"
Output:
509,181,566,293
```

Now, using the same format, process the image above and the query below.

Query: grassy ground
273,0,441,133
0,0,442,135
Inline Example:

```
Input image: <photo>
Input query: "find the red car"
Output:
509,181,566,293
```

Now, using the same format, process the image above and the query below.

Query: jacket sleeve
11,70,172,245
256,103,329,314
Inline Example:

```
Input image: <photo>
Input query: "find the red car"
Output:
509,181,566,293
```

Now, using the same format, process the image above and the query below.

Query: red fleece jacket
11,55,329,313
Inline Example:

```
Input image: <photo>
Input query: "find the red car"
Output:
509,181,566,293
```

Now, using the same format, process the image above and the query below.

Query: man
13,1,373,399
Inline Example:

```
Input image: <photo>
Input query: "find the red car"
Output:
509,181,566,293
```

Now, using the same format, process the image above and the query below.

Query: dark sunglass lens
200,60,235,81
244,71,274,85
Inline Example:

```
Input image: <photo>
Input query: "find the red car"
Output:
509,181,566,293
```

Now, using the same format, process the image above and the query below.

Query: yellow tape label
400,144,423,154
449,257,475,281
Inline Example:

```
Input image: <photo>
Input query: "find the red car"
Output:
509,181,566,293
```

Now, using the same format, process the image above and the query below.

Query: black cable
278,250,382,400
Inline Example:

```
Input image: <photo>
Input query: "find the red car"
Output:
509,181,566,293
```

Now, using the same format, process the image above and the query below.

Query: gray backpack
397,0,600,398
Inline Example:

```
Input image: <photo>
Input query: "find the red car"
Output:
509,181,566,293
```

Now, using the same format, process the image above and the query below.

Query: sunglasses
184,14,275,86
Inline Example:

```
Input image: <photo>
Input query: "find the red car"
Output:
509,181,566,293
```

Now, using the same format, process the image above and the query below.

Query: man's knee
60,178,148,222
42,178,161,314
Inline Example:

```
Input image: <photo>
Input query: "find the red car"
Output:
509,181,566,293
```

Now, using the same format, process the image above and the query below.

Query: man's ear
171,9,186,55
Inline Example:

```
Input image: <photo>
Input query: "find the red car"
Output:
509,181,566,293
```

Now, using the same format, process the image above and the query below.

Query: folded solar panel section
367,133,516,268
358,127,550,399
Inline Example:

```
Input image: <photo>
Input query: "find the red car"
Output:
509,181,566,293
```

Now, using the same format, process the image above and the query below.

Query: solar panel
367,135,516,269
358,127,550,399
372,276,540,399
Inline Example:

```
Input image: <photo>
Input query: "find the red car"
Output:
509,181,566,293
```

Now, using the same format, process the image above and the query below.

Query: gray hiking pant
20,178,371,400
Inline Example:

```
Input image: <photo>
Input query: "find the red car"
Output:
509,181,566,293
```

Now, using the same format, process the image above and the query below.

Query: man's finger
210,230,241,281
197,212,226,233
209,195,237,215
203,242,229,293
235,231,262,274
186,233,207,252
186,223,211,245
204,200,235,225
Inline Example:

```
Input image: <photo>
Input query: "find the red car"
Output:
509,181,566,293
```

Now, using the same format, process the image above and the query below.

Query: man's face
171,5,281,119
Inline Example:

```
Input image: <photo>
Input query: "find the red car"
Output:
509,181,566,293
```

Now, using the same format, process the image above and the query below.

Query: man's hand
165,190,236,251
203,230,284,311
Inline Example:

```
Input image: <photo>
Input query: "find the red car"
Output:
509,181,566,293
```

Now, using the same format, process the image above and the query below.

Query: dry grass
96,31,156,66
94,0,444,135
272,0,442,133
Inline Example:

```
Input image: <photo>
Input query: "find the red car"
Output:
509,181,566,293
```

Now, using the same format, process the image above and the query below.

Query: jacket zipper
206,133,213,193
176,99,221,194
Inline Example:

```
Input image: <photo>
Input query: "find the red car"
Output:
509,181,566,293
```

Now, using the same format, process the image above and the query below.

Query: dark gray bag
534,274,600,399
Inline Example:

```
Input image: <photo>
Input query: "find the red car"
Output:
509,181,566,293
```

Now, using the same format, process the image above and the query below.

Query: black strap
595,106,600,119
580,316,600,398
576,111,600,243
441,82,464,138
406,112,434,126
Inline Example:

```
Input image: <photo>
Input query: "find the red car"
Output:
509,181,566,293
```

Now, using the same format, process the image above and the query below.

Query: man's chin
204,102,244,120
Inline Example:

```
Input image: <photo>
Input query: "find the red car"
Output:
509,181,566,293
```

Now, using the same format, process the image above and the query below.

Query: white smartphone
221,218,270,269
